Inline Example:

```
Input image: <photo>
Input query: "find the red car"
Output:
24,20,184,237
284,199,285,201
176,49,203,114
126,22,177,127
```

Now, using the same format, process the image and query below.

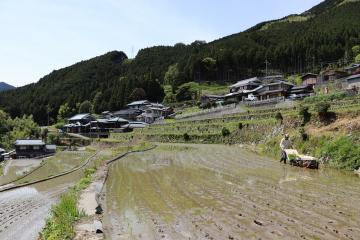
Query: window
33,146,40,150
19,146,27,150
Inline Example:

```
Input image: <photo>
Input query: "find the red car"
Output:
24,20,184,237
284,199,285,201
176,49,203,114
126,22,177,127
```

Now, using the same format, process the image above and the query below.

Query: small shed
301,73,318,86
15,139,56,158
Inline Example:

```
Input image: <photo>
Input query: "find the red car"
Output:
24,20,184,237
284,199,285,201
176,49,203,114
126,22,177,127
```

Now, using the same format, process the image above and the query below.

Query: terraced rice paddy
0,150,92,187
104,144,360,240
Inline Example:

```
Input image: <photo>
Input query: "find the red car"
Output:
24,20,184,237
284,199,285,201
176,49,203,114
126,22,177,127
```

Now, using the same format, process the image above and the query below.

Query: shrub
319,136,360,170
298,105,311,125
238,122,243,130
183,133,190,141
298,128,308,141
275,112,283,123
314,101,332,122
314,101,330,115
221,127,230,137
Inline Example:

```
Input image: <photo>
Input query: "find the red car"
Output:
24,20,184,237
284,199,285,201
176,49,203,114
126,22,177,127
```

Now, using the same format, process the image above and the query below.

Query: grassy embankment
112,93,360,170
39,141,153,240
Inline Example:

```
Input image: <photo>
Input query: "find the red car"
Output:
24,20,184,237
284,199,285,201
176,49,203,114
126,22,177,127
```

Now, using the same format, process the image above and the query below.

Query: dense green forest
1,0,360,125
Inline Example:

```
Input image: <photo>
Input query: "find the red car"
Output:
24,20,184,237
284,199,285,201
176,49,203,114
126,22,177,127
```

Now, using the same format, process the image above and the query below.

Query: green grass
39,191,84,240
39,166,97,240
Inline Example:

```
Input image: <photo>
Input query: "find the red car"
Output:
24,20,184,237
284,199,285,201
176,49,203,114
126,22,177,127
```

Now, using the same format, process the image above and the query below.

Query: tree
57,103,72,121
275,112,283,123
356,54,360,63
221,127,230,137
175,83,195,102
352,45,360,56
129,88,147,102
78,100,93,114
164,64,179,86
298,105,311,125
41,128,49,143
92,91,103,114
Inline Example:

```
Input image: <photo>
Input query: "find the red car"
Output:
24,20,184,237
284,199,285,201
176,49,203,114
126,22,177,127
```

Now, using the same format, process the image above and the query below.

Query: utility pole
265,59,270,77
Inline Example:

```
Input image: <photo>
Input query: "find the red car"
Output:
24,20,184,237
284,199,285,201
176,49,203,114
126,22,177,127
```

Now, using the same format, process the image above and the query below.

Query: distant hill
0,82,15,92
0,51,165,124
1,0,360,124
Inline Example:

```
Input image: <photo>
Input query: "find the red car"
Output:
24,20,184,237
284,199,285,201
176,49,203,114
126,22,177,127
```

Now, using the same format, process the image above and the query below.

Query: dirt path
103,143,360,240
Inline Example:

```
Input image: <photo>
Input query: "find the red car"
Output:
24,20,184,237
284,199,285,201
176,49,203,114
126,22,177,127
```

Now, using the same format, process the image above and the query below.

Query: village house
345,63,360,76
255,80,294,100
64,113,95,133
346,74,360,90
301,73,318,86
14,139,56,158
89,117,129,137
112,108,143,121
136,107,167,124
288,85,314,97
317,70,348,84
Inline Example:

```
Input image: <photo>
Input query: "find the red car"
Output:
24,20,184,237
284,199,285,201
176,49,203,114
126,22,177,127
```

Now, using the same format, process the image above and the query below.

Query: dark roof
112,108,142,115
291,85,312,90
301,73,317,79
347,74,360,81
345,63,360,70
15,139,45,146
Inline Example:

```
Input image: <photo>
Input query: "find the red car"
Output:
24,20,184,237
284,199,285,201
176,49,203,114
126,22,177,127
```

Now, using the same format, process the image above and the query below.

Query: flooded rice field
0,150,91,187
0,150,95,240
104,144,360,240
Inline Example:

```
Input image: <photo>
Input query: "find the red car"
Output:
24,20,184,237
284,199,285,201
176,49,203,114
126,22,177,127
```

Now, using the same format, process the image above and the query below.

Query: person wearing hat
280,134,292,164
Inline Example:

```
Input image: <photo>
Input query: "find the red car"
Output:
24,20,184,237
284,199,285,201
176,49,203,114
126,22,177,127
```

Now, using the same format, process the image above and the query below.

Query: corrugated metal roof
15,139,45,146
127,100,150,106
230,77,261,88
68,113,91,121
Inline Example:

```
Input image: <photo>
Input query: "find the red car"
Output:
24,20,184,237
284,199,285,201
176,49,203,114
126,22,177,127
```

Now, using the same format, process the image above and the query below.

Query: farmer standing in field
280,134,292,164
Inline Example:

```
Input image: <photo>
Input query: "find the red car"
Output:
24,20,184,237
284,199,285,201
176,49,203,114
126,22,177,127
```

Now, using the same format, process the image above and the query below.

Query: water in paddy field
103,144,360,240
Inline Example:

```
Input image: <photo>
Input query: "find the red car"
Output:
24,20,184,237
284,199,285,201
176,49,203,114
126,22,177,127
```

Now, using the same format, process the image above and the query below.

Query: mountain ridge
0,82,15,92
0,0,360,124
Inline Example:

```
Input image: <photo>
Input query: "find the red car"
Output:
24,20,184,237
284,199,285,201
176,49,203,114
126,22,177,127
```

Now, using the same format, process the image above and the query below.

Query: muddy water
104,144,360,240
0,150,96,240
0,159,43,185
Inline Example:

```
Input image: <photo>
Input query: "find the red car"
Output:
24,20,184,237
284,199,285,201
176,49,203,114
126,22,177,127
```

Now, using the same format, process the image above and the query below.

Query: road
103,143,360,240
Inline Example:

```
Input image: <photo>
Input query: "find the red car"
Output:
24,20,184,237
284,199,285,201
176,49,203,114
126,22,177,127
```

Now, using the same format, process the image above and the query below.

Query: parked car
244,94,258,101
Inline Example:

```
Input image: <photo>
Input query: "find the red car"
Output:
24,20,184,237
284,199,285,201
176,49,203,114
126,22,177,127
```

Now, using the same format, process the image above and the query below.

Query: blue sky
0,0,322,87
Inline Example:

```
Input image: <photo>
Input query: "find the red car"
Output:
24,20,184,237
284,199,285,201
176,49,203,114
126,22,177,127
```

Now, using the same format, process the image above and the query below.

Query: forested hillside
0,51,164,124
1,0,360,124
